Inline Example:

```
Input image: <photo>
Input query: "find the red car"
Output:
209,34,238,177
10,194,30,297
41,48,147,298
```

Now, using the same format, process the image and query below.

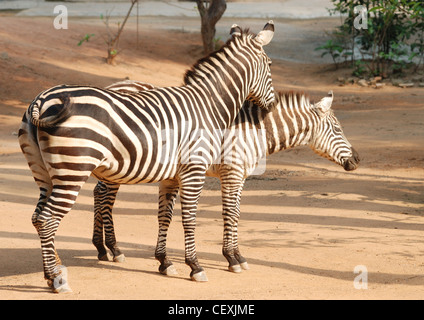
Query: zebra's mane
270,91,334,117
270,90,311,110
183,28,254,86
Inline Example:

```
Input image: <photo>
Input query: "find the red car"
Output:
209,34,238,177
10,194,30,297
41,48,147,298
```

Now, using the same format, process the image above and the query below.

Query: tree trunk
196,0,227,55
107,48,118,65
105,0,137,65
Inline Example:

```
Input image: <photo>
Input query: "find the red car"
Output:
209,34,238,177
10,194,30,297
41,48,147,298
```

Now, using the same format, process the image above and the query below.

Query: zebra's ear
255,20,274,46
314,91,333,116
230,24,242,38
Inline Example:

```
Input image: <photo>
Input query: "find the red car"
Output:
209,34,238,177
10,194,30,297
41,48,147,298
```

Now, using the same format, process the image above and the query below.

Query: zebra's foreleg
220,172,249,272
92,181,124,262
93,181,106,260
92,209,106,258
155,179,179,276
231,189,249,271
179,170,208,282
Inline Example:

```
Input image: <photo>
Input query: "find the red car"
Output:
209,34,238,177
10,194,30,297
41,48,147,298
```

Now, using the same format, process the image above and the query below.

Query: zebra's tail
29,96,72,128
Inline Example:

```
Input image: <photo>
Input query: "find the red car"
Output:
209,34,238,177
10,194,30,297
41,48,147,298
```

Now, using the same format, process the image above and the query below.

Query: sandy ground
0,14,423,300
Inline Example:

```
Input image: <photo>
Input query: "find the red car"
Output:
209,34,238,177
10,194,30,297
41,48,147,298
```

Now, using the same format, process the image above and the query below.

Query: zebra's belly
91,159,179,184
206,156,265,179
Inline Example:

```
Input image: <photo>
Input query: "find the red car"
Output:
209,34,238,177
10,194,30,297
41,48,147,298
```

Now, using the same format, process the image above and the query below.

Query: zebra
18,21,276,293
92,81,360,274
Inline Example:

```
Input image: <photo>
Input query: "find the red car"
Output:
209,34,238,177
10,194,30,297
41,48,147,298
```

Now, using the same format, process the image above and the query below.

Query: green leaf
77,34,95,46
369,6,384,13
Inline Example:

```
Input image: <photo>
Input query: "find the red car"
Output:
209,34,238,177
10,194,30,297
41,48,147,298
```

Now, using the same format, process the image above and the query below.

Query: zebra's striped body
93,82,360,273
18,22,275,292
105,80,155,93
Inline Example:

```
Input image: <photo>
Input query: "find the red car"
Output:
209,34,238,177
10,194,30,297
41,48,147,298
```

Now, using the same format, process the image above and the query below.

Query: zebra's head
311,91,360,171
230,21,275,109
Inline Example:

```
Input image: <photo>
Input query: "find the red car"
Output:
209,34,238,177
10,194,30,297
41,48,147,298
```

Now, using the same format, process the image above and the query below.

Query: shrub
317,0,424,76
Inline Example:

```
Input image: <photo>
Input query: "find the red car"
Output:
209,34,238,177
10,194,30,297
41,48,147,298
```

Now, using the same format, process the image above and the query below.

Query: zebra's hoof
240,262,250,270
113,254,125,263
228,264,242,273
190,270,208,282
50,265,72,294
159,264,178,276
98,253,109,261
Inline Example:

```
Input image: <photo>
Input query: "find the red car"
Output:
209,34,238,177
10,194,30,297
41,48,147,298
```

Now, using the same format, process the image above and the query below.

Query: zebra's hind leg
36,184,84,293
92,181,124,262
18,121,65,266
155,179,179,276
220,172,249,273
32,186,64,268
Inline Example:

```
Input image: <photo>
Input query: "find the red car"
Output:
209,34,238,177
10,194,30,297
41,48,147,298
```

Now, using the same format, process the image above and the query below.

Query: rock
357,79,368,87
337,77,345,85
347,77,355,84
399,83,414,88
391,79,403,86
1,52,9,60
374,76,382,82
411,75,422,82
419,83,424,88
374,83,385,89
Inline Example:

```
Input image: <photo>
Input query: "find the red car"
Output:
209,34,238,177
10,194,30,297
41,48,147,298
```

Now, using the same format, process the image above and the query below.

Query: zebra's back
24,84,225,184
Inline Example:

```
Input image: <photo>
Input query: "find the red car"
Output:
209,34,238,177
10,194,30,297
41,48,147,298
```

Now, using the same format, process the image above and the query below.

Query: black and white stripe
212,90,360,272
18,21,275,292
93,84,360,274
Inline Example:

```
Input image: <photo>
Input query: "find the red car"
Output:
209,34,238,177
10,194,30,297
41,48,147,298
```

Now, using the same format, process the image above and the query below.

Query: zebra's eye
333,125,342,133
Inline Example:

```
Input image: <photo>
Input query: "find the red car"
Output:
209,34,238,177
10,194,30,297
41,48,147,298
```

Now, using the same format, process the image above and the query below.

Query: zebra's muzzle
343,147,360,171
